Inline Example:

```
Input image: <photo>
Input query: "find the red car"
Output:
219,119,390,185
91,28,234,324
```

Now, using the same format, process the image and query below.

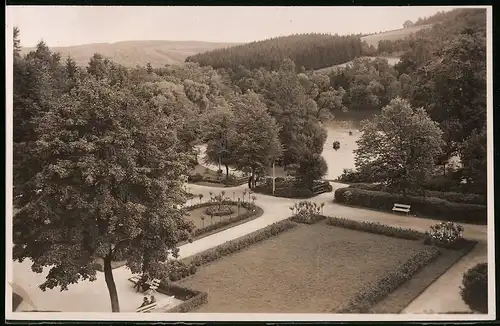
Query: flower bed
184,200,263,239
204,205,234,216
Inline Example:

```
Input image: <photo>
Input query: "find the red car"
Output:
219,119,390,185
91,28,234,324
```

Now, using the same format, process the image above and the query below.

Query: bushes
325,216,425,240
167,259,198,282
334,187,487,225
460,263,488,313
348,183,486,205
184,219,297,268
160,283,208,313
338,246,441,313
424,221,464,248
289,201,326,224
188,173,203,182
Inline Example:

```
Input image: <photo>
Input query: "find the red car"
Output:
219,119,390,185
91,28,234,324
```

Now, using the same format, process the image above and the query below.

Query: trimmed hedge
349,183,486,205
337,246,442,313
184,219,298,268
253,185,315,198
334,187,487,225
188,173,247,186
159,283,208,313
325,216,425,240
291,214,326,225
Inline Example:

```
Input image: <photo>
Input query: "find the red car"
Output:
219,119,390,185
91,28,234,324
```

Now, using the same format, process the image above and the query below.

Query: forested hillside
11,6,487,310
185,34,373,71
376,8,486,58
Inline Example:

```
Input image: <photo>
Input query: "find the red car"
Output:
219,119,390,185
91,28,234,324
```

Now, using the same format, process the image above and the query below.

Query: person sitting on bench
139,297,150,308
149,295,156,304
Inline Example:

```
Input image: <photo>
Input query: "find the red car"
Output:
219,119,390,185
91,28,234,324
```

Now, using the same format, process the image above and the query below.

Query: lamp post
272,161,276,195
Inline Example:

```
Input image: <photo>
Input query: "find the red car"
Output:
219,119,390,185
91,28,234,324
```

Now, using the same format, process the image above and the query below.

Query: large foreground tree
354,97,444,193
13,77,194,312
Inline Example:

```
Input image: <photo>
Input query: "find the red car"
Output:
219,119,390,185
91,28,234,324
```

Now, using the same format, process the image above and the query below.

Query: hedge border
290,214,326,225
334,187,487,225
348,183,486,205
325,216,426,240
188,173,248,187
160,283,208,313
336,246,442,313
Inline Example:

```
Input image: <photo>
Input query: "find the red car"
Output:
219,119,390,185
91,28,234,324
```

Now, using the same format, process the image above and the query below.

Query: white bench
136,302,157,313
392,203,411,214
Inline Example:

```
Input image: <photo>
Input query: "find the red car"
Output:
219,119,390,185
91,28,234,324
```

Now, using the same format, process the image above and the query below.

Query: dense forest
376,8,486,58
185,33,375,71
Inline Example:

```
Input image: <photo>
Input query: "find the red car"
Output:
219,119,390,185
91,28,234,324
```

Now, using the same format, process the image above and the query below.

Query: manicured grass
178,222,430,313
185,205,250,229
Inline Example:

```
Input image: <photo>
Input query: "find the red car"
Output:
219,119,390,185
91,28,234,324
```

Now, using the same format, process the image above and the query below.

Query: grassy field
360,24,433,48
185,205,250,229
21,40,241,67
178,222,430,313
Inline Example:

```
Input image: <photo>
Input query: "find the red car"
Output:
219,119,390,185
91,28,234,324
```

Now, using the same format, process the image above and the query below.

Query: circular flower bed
204,205,234,216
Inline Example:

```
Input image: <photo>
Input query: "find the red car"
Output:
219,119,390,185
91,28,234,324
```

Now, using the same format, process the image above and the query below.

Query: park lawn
185,205,250,229
178,222,430,313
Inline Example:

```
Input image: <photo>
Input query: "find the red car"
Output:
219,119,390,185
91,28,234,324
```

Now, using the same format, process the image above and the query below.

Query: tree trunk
225,164,229,183
251,168,255,188
104,251,120,312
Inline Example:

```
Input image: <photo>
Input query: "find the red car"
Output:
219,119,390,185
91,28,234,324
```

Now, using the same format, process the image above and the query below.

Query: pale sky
7,6,457,48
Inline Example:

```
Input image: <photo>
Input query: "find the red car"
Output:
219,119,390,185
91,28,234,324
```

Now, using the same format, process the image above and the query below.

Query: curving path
11,181,488,313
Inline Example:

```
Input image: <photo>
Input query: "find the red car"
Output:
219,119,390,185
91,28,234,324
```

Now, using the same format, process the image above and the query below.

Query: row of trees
186,33,371,71
346,11,487,194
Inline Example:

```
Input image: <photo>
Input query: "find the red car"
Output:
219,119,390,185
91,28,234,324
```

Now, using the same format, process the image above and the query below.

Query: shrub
184,219,297,268
274,187,314,198
425,221,464,248
188,173,203,182
334,187,487,224
167,259,197,282
338,246,441,313
460,263,488,313
254,184,315,198
290,201,325,224
325,216,425,240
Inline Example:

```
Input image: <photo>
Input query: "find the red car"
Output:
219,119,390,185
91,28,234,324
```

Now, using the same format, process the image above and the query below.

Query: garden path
12,182,489,314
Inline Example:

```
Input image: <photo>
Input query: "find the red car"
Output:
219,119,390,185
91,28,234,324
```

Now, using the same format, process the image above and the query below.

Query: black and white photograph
5,4,495,321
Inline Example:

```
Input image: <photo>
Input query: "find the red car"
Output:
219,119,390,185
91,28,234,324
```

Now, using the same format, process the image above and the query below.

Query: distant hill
21,40,242,67
360,24,433,48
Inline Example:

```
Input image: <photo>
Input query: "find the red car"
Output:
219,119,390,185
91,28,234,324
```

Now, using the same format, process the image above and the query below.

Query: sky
7,6,458,48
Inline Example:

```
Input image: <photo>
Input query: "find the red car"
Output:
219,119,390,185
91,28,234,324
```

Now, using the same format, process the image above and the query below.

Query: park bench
392,203,411,214
136,302,157,313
